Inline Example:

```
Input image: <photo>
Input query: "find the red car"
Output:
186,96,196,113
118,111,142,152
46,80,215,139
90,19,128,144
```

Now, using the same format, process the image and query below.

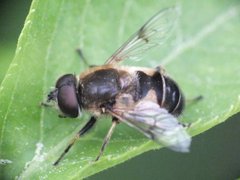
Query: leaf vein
18,0,66,178
117,0,133,46
161,6,239,66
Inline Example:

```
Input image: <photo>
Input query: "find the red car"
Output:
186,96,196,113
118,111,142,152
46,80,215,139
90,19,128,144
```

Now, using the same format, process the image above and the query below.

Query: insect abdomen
137,71,184,116
161,75,185,116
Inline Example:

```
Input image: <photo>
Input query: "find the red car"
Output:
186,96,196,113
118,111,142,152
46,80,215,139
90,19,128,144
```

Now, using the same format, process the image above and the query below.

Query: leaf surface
0,0,239,179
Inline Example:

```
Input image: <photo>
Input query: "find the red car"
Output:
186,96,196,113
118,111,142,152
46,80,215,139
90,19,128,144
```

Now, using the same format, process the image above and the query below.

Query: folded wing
111,100,191,152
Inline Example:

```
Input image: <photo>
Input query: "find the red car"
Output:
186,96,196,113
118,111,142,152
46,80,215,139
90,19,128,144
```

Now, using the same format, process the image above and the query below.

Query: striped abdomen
137,71,185,116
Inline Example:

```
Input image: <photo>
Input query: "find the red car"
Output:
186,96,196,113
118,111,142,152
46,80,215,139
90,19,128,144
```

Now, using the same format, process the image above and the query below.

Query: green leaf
0,0,240,179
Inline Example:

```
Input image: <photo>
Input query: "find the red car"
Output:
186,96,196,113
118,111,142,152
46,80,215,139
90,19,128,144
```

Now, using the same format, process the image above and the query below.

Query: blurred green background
0,0,239,179
0,0,33,83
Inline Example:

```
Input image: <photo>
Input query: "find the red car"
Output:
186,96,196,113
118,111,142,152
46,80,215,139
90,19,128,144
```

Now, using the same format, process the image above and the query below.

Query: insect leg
76,48,89,66
94,117,119,161
186,95,203,105
53,116,97,166
40,88,58,107
76,48,96,68
181,95,203,128
155,65,166,75
40,102,52,107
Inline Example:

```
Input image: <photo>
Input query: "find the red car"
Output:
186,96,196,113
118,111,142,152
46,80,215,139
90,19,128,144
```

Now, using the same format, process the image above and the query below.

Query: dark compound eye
56,74,80,118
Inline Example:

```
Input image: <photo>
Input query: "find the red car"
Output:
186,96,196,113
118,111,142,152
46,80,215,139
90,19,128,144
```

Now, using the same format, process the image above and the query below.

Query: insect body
79,65,184,117
44,7,191,166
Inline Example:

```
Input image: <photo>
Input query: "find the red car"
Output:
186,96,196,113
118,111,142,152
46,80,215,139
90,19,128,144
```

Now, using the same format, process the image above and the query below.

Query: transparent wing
111,100,191,152
105,7,179,65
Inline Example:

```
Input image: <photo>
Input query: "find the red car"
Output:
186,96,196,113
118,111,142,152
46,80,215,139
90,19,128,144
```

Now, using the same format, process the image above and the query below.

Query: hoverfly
43,7,191,166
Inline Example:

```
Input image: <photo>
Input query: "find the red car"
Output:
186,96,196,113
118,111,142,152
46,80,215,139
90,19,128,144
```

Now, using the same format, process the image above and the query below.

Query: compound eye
57,85,79,117
56,74,79,118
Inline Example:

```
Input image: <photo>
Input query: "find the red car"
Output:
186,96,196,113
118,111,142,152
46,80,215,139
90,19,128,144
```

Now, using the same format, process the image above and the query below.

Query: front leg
58,114,67,118
54,116,97,166
40,88,58,107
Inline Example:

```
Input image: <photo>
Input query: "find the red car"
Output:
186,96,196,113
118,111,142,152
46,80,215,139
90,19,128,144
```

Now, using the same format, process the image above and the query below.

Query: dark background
0,0,239,179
